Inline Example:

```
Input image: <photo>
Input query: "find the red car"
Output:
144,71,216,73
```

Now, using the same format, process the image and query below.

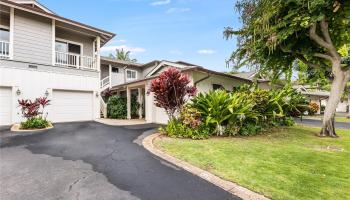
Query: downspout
194,72,210,87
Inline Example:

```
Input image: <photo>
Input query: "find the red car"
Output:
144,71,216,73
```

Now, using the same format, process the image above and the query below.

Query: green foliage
239,122,263,136
225,0,350,82
131,94,140,117
107,96,127,119
20,117,50,130
161,118,211,140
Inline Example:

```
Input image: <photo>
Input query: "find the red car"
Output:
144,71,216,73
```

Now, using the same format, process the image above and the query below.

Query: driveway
295,118,350,130
0,122,239,200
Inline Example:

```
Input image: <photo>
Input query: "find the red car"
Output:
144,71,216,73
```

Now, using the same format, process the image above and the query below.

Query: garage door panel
0,87,12,125
52,90,93,123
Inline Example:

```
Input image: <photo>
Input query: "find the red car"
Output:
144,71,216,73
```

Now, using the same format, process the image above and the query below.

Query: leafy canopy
224,0,350,79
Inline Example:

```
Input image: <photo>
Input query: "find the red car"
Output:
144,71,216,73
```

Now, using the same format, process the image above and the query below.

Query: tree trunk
321,69,349,137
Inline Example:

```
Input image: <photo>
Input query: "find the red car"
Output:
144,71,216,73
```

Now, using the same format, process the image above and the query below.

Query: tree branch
314,53,333,61
296,55,322,69
309,20,341,61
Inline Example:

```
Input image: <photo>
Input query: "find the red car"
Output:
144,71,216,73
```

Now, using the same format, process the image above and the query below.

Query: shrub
20,117,50,130
308,102,320,116
149,68,196,119
107,96,127,119
161,118,211,140
18,97,51,130
239,122,263,136
131,94,140,118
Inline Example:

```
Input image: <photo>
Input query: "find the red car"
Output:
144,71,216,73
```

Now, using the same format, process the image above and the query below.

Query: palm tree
109,48,137,63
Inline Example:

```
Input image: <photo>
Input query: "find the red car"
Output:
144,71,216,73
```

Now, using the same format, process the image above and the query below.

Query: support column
138,88,143,119
317,99,322,115
127,87,131,120
96,36,101,71
109,64,112,87
348,94,350,118
9,7,14,60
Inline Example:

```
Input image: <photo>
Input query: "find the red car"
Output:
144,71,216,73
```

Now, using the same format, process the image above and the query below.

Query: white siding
0,65,100,124
193,71,248,93
13,10,52,65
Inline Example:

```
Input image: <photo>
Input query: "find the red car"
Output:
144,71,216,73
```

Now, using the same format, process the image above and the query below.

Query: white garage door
0,87,12,126
52,90,93,122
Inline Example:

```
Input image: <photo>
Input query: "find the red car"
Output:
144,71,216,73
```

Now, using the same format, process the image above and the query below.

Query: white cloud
166,7,191,14
101,45,146,54
150,0,171,6
197,49,216,55
169,50,183,55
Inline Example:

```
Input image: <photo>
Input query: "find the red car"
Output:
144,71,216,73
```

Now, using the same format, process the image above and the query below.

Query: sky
40,0,241,72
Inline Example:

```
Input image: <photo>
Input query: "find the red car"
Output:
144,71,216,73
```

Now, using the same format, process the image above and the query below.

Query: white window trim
55,38,84,55
126,69,137,81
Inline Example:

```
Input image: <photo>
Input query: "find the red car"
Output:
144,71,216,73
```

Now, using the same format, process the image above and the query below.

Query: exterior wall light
96,92,99,98
45,90,50,97
16,89,21,96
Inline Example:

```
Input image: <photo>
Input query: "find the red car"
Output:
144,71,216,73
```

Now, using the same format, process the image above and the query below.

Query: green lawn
155,126,350,200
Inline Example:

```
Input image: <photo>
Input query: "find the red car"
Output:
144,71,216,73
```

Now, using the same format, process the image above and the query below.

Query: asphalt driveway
0,122,239,200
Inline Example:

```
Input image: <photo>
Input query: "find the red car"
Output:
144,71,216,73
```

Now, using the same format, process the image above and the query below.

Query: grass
303,116,350,123
155,126,350,200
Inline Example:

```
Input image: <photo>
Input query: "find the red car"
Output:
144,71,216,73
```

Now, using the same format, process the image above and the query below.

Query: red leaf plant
149,67,197,119
18,97,51,120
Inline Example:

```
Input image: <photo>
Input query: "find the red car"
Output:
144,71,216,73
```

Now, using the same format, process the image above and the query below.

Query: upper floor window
0,28,9,42
126,69,137,81
55,40,82,55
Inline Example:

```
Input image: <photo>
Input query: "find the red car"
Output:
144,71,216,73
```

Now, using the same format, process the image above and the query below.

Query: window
213,84,224,91
112,67,119,73
55,40,81,55
0,28,9,42
126,69,137,80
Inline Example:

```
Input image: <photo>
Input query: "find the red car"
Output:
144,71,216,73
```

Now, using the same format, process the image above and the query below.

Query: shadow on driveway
0,121,239,200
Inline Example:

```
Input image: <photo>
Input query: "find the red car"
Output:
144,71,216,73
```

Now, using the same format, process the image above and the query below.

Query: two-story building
0,0,114,125
0,0,267,126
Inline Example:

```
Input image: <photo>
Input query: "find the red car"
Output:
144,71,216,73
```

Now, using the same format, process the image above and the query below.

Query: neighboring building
293,85,350,114
101,59,254,124
0,0,114,125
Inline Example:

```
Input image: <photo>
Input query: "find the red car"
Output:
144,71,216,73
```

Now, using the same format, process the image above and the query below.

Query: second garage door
52,90,94,122
0,87,12,126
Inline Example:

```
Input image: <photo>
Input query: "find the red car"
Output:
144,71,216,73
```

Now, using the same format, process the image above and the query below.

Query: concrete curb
142,133,270,200
10,123,54,132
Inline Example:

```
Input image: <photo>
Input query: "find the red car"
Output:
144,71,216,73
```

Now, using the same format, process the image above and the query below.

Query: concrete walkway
0,122,238,200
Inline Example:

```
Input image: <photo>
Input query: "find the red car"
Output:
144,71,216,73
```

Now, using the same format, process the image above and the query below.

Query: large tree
224,0,350,137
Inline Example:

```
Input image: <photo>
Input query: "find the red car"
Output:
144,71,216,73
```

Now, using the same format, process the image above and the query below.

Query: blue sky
40,0,240,72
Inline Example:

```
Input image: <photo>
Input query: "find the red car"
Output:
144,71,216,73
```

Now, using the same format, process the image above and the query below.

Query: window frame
126,69,137,81
112,67,119,73
55,38,84,56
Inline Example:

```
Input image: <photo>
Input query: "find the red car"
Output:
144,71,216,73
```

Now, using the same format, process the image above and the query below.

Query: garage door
52,90,93,122
0,87,12,126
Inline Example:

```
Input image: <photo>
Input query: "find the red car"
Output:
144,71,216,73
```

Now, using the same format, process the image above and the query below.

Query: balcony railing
55,51,97,70
0,41,10,59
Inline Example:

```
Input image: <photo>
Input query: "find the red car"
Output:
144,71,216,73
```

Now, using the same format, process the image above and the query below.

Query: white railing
100,97,108,118
0,41,10,59
55,51,97,70
100,76,110,89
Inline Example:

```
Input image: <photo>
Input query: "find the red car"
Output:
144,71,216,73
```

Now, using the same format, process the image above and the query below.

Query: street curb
142,133,270,200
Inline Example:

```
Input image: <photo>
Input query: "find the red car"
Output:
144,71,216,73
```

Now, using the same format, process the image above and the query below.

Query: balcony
0,41,10,59
55,51,97,70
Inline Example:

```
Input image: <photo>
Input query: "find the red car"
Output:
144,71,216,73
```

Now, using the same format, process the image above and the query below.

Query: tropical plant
131,94,140,118
309,102,320,116
110,48,137,63
20,117,50,130
224,0,350,137
149,68,197,120
18,97,51,129
160,118,211,140
107,95,127,119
